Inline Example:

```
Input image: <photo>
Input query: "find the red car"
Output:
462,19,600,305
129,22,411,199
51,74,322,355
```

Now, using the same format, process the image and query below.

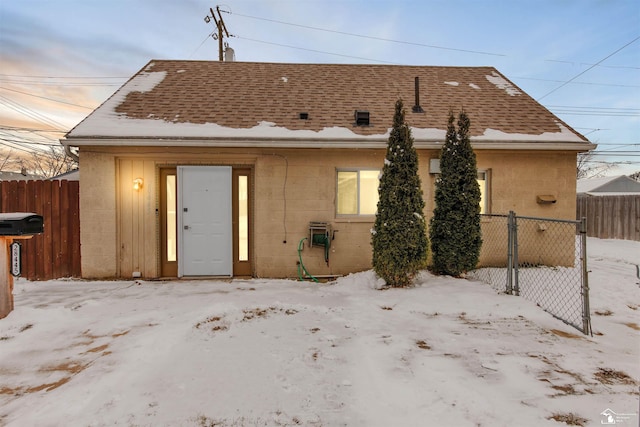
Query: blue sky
1,0,638,175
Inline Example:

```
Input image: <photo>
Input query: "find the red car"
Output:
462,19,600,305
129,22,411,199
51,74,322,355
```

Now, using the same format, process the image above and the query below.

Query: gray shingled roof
577,175,640,194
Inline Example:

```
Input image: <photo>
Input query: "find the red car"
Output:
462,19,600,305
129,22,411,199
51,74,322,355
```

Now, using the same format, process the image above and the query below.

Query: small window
337,169,380,216
477,170,491,214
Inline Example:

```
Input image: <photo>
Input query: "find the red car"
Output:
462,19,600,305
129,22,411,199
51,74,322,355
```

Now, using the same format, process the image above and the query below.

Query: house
49,169,80,181
577,175,640,195
61,60,595,279
0,168,44,182
577,175,640,241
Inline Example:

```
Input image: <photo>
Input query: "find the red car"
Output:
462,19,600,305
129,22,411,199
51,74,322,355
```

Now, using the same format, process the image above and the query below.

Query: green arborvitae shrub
430,110,482,277
372,99,428,287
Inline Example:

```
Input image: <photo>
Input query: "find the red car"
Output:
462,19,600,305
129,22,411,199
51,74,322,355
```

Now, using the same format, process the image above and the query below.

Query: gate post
513,213,520,296
580,217,591,335
507,211,515,294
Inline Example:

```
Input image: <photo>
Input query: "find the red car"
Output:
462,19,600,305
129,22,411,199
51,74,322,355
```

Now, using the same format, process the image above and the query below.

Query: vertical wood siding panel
143,160,157,277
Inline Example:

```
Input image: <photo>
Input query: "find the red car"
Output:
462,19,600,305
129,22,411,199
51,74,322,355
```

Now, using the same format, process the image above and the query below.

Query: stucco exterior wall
475,151,577,219
254,149,388,278
79,150,117,278
77,146,579,279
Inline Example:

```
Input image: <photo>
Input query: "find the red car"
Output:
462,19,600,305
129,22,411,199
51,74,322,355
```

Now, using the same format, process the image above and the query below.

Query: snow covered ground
0,238,638,427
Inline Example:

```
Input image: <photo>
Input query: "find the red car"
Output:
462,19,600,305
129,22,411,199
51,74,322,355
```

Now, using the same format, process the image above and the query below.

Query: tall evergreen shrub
372,99,428,287
430,110,482,276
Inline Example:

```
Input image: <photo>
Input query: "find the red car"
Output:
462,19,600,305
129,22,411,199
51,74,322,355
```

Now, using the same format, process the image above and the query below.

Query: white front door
177,166,232,277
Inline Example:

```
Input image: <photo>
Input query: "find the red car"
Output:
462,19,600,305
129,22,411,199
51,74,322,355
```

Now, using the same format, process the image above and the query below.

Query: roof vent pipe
412,76,424,113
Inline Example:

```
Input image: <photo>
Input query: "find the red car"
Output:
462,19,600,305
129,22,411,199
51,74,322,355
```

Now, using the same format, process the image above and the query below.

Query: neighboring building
61,60,595,279
577,175,640,241
0,169,43,181
577,175,640,196
49,169,80,181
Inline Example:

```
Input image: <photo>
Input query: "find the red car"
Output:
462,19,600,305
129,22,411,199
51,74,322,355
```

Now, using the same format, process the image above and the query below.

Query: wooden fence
577,194,640,241
0,180,80,280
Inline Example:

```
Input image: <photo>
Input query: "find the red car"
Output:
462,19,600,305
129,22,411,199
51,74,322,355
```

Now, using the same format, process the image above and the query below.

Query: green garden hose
297,238,319,282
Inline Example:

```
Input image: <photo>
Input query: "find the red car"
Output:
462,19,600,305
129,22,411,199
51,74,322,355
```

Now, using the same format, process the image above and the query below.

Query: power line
546,104,640,117
512,76,640,89
0,137,61,147
1,129,59,144
546,105,640,111
582,159,640,165
0,95,67,131
0,134,42,154
228,11,506,57
0,87,94,110
0,74,127,79
549,110,639,117
0,127,60,147
594,143,639,148
0,129,58,151
588,152,640,156
189,31,216,59
544,59,640,70
537,36,640,101
0,125,67,133
0,79,120,87
592,144,640,152
239,36,399,64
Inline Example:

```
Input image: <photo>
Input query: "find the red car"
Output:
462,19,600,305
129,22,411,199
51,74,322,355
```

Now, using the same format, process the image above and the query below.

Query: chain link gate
468,211,591,335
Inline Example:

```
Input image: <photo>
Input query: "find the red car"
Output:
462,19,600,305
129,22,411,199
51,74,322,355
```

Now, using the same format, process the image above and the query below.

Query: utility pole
204,6,232,61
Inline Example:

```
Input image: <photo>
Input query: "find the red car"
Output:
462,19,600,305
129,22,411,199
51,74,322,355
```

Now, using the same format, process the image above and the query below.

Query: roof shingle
67,60,588,144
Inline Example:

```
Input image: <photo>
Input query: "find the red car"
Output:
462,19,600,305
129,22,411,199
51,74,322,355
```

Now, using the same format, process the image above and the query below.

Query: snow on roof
485,71,522,96
66,61,589,145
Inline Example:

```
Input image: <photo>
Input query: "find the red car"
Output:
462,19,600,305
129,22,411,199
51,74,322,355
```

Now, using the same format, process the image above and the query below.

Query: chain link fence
468,211,591,335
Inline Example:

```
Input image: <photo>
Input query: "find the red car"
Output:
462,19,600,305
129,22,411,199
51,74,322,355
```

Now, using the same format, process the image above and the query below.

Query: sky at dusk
0,0,638,175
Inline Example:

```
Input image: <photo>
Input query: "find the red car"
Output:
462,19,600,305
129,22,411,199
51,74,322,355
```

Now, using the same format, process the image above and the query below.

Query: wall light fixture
133,178,144,191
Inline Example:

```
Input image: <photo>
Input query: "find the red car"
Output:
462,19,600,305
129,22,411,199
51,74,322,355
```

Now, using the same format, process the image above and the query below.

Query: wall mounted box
429,159,441,174
0,213,44,236
536,195,557,204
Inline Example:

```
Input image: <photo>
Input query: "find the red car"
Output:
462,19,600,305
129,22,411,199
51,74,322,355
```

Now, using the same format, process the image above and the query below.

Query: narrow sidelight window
238,175,249,261
166,174,177,262
477,170,491,214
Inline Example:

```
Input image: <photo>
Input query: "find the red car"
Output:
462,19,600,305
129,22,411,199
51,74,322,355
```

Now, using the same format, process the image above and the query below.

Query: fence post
580,217,592,335
507,211,514,294
513,212,520,296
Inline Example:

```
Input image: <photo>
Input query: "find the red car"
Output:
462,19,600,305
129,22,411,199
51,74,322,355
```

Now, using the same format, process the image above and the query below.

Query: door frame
232,168,253,277
159,165,253,278
159,167,177,277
